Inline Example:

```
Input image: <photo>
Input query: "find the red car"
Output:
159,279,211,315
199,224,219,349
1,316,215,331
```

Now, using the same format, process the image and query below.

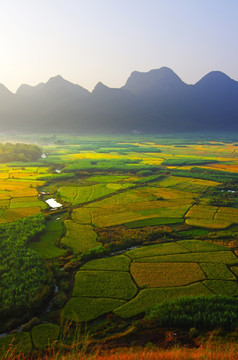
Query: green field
63,297,125,322
29,218,67,259
58,183,132,205
80,255,131,271
63,240,238,321
2,135,238,353
61,220,99,253
72,270,137,299
113,283,213,318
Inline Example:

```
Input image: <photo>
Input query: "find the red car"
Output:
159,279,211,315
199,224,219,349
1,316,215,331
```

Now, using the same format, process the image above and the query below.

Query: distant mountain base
0,67,238,133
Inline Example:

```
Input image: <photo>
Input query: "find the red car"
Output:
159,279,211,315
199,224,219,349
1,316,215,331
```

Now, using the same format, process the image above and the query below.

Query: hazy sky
0,0,237,93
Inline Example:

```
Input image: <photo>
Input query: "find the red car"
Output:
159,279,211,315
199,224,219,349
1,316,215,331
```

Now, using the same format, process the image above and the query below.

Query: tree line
0,143,42,162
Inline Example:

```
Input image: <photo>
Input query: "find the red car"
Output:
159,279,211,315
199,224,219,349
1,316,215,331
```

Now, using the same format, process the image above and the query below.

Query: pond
45,198,62,208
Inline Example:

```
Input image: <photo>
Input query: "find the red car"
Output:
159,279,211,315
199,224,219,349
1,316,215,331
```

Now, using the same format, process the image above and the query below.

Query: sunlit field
1,134,238,358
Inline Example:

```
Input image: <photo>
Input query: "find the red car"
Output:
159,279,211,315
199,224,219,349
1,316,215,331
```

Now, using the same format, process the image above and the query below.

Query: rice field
3,206,42,221
158,175,220,193
200,263,236,280
185,204,238,229
85,186,194,227
29,218,67,259
72,270,137,299
80,255,131,271
113,283,213,318
63,297,125,322
10,196,47,209
63,240,238,321
134,251,238,264
2,136,238,355
130,262,205,287
126,242,189,259
71,207,92,224
58,183,132,205
61,220,99,253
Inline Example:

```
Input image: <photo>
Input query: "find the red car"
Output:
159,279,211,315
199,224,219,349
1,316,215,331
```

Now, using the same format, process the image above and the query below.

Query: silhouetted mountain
122,67,187,95
0,84,13,97
0,68,237,133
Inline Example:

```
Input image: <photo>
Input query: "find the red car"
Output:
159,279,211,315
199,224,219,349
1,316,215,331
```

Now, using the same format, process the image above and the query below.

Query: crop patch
73,270,138,300
131,262,205,287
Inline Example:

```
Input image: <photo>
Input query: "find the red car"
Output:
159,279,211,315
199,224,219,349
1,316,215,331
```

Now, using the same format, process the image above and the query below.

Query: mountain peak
47,74,70,85
16,83,44,96
92,82,109,93
123,67,186,95
195,71,237,87
44,75,90,96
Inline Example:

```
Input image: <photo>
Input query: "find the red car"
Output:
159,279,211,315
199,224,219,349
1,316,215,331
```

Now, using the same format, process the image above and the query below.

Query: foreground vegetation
2,344,238,360
0,133,238,357
0,215,49,322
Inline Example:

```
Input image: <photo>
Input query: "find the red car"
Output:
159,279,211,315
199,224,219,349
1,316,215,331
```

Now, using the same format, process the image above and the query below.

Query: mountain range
0,67,238,133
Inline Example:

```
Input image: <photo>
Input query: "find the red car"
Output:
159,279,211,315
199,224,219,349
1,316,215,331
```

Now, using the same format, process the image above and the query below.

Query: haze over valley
1,67,238,133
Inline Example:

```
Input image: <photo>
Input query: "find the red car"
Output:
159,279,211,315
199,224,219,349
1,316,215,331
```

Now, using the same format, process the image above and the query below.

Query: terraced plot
63,297,125,323
3,206,42,222
71,207,92,224
86,187,194,227
63,240,238,322
131,262,205,287
126,242,189,259
134,251,238,264
113,283,213,318
58,183,132,205
10,196,47,209
72,270,137,299
158,175,220,193
61,220,99,253
85,175,129,183
81,255,131,271
29,219,67,259
185,204,238,229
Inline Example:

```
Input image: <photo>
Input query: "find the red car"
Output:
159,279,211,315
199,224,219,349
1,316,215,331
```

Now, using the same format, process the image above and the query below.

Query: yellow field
159,176,219,188
87,191,191,227
3,207,41,222
71,207,92,224
185,218,232,229
202,163,238,172
185,204,238,229
0,179,44,198
130,262,205,287
214,207,238,223
186,205,217,219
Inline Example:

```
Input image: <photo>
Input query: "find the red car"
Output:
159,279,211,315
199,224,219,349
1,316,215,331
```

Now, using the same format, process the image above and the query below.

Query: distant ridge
0,68,238,133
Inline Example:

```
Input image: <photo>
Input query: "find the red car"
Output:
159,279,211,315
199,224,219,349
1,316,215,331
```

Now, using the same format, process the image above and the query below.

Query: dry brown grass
4,343,238,360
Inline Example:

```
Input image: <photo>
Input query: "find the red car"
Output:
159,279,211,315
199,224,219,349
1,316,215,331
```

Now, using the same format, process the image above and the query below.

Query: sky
0,0,237,93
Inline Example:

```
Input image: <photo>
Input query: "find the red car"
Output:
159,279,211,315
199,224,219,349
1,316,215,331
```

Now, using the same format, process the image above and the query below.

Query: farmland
62,239,238,321
1,134,238,357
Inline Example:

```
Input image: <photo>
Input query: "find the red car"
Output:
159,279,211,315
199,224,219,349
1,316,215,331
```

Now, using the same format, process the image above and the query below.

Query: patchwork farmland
1,135,238,356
